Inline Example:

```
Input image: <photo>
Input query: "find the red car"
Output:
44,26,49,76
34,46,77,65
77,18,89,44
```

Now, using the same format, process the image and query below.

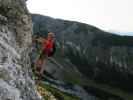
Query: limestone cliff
0,0,41,100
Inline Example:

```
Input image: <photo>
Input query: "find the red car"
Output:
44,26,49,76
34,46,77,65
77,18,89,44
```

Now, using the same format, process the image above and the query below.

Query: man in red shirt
35,32,55,76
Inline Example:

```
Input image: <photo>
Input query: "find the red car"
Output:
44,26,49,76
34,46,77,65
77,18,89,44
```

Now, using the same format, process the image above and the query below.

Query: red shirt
42,39,54,55
46,39,53,49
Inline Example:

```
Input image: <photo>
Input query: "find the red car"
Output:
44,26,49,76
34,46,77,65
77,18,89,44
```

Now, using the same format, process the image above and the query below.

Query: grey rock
0,15,7,24
0,0,42,100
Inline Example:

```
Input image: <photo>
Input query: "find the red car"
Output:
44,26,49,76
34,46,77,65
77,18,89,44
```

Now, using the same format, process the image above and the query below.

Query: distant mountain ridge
117,32,133,36
107,30,133,36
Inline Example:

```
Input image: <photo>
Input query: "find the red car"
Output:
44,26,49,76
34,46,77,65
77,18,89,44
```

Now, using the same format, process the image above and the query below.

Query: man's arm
35,37,44,43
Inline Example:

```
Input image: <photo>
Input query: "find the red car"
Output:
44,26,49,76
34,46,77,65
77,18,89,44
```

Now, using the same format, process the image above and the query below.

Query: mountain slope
32,14,133,100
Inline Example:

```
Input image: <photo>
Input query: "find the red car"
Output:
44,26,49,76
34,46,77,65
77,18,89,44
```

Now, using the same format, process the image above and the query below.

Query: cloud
27,0,133,32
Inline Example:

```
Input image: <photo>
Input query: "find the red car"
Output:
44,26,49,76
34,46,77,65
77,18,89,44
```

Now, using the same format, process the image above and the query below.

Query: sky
26,0,133,35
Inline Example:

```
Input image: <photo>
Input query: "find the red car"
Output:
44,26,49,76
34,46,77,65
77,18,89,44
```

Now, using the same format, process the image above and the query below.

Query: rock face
0,0,41,100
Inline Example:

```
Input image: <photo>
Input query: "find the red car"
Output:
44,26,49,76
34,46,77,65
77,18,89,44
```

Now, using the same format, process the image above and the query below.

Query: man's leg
40,56,47,76
35,59,41,75
35,51,44,73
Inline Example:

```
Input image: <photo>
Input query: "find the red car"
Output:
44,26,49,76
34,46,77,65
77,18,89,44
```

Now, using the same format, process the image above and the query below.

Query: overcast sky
26,0,133,34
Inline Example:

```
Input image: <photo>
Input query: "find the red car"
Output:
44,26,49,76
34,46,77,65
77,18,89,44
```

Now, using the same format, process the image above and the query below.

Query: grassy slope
32,38,133,100
32,61,80,100
63,68,133,100
53,46,133,100
52,50,133,100
39,82,80,100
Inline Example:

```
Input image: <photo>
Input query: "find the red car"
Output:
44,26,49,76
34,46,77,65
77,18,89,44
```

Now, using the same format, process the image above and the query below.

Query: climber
35,32,56,77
